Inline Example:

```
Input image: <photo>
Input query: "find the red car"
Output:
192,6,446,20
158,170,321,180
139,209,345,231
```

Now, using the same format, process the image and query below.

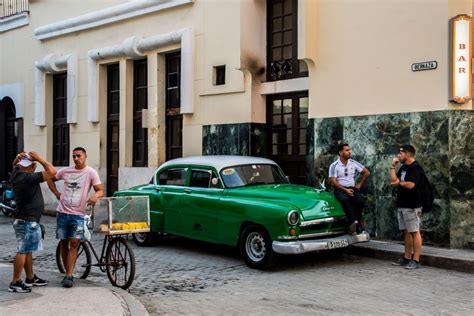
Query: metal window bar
1,0,29,19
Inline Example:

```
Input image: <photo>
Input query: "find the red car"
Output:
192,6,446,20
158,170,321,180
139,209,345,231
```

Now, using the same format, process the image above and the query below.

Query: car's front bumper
272,232,370,255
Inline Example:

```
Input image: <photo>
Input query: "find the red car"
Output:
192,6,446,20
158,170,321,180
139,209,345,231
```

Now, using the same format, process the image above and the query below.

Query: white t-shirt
328,158,365,187
56,166,101,215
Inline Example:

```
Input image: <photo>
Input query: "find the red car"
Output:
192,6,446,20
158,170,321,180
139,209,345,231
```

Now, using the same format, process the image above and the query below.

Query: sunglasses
344,167,348,176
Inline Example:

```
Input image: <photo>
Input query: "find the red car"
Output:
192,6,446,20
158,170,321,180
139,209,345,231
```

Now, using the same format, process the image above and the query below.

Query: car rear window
159,168,187,186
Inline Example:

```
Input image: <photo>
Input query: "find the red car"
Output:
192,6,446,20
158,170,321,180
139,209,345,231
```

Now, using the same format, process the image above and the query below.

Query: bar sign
411,61,437,72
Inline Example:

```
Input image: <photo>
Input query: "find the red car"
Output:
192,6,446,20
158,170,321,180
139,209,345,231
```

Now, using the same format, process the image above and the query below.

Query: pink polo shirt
56,166,101,216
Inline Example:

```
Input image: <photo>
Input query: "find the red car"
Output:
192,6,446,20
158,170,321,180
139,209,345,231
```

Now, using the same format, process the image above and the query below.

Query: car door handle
155,187,161,192
184,189,191,194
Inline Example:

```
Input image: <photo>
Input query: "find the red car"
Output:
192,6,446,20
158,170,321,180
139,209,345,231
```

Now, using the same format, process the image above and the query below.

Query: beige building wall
304,0,473,119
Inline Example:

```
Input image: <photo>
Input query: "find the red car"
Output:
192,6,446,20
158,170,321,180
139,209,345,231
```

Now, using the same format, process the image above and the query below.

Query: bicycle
55,198,147,290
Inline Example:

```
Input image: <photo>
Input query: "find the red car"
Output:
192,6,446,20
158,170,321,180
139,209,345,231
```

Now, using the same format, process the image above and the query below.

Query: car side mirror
285,176,290,183
211,178,219,186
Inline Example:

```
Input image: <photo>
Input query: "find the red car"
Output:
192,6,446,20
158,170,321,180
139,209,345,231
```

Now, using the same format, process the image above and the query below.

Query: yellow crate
93,196,150,234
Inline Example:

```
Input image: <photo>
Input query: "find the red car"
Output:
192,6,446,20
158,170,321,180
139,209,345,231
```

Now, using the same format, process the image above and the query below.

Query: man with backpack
389,144,429,269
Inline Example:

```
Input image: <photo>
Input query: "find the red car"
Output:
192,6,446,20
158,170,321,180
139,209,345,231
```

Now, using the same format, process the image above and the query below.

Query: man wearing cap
329,143,371,234
47,147,103,288
390,144,424,269
9,151,56,293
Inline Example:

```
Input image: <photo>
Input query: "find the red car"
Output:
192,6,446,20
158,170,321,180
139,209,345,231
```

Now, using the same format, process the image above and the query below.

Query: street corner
0,264,148,315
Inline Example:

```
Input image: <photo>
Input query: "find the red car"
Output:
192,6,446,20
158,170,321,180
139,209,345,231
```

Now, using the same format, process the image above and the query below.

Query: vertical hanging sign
451,15,472,104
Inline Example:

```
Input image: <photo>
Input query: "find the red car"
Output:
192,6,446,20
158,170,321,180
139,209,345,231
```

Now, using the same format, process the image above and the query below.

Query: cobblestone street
1,215,473,315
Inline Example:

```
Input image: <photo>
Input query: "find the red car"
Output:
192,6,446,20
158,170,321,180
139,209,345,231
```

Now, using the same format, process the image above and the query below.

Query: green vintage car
115,156,369,269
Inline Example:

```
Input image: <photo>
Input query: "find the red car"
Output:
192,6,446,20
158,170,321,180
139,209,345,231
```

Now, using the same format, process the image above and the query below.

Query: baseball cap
17,154,33,167
399,144,416,155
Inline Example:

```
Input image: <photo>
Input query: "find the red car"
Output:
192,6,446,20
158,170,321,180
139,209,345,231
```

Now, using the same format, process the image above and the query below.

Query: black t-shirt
396,161,423,208
10,167,44,222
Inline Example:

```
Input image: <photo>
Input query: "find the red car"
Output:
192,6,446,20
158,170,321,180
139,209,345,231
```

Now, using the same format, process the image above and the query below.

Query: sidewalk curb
0,263,149,315
348,240,474,274
102,284,149,316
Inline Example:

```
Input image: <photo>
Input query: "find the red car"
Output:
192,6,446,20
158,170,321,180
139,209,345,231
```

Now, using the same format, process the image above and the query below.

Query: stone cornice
0,12,29,33
34,0,193,40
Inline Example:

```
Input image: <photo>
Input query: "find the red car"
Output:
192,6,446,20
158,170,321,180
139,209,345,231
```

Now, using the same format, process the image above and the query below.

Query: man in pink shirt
47,147,104,288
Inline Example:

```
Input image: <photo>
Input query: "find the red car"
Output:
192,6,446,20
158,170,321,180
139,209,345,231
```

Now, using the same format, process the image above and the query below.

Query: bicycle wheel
105,237,136,290
55,240,92,279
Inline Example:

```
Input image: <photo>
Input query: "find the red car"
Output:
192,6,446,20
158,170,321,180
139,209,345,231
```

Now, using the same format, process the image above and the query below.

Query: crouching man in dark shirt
9,151,56,293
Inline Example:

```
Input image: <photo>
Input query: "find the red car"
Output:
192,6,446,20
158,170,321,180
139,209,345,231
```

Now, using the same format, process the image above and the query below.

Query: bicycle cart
55,196,150,290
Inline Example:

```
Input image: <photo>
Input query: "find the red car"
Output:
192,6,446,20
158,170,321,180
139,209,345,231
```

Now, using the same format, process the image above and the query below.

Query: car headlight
287,210,299,226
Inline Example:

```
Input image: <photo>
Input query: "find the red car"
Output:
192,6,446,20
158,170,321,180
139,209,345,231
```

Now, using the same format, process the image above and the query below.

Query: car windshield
220,164,288,188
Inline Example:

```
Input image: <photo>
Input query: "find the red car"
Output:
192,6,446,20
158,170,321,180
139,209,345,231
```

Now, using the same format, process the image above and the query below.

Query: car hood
226,184,345,220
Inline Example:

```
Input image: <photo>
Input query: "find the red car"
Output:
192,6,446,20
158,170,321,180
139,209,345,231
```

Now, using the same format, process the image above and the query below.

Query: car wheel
132,232,163,246
239,224,276,270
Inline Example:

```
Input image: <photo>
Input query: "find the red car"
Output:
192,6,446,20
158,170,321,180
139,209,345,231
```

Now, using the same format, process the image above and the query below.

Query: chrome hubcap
245,232,266,262
134,233,148,243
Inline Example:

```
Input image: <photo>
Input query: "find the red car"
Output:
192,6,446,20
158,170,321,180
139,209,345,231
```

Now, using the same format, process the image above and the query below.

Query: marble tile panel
449,199,474,248
202,125,219,155
374,113,411,155
306,154,316,187
411,111,448,155
307,119,315,156
375,196,401,240
421,199,450,247
449,155,474,199
416,154,450,200
343,115,377,157
250,123,266,157
237,124,249,156
449,110,473,157
313,118,343,156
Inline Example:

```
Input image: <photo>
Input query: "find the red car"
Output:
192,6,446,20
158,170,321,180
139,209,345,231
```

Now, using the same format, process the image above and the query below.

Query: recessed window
214,65,226,86
133,58,148,167
53,73,69,166
267,0,308,81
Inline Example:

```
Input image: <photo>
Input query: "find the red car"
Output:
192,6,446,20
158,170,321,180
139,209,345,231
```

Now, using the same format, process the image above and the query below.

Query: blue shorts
56,213,85,240
13,219,43,253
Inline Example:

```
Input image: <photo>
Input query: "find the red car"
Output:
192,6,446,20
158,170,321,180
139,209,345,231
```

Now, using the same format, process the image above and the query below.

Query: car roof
157,155,278,172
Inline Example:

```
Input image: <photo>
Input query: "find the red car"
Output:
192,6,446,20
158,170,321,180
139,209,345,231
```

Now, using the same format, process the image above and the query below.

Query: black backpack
418,167,434,213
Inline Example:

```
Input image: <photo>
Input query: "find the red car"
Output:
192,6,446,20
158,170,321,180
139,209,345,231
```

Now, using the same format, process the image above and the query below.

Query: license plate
327,239,349,249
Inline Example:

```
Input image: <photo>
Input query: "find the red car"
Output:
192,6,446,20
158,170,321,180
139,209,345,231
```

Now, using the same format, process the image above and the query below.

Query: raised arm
390,158,400,186
12,152,28,168
29,151,56,181
355,167,371,190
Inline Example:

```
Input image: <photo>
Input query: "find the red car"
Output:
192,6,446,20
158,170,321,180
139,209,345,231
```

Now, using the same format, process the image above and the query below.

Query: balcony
1,0,28,18
0,0,29,32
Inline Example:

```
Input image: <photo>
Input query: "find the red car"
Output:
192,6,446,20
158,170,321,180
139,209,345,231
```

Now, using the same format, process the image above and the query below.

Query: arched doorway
0,97,22,181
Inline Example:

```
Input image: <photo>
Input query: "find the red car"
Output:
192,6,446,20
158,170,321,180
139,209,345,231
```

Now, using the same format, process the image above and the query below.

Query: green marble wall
202,111,473,249
202,123,266,157
308,110,473,249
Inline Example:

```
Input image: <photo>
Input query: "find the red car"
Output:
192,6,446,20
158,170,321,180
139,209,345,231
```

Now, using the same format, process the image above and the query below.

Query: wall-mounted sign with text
412,61,437,72
451,15,472,104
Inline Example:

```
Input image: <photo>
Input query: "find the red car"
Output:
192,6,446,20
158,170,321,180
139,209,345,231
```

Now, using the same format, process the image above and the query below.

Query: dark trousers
334,187,364,224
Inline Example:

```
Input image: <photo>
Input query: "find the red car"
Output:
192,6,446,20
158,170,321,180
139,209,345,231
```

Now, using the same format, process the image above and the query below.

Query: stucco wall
307,0,473,119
